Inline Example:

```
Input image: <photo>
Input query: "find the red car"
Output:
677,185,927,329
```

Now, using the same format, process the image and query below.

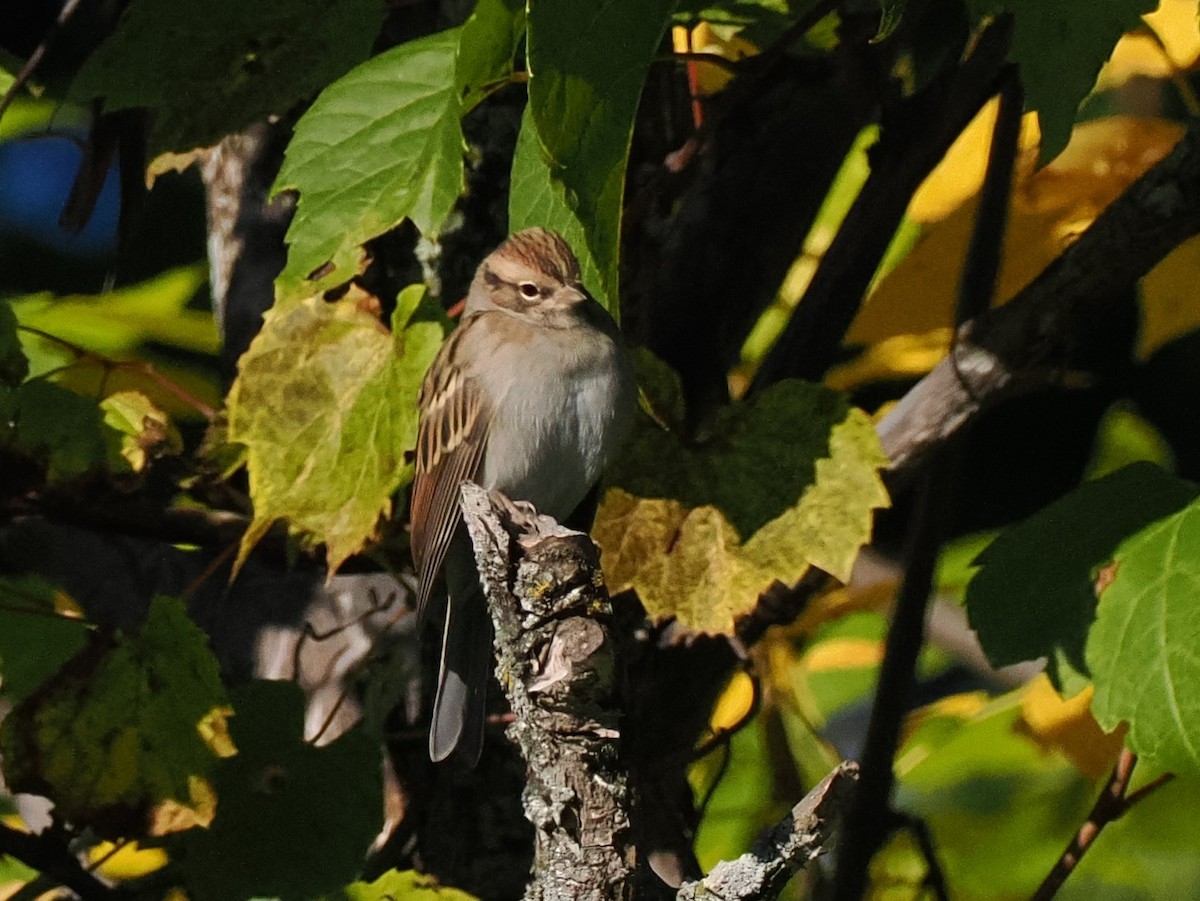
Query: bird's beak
555,285,588,307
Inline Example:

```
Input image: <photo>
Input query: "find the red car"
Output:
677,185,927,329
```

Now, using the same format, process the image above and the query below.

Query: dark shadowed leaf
966,462,1197,694
69,0,384,154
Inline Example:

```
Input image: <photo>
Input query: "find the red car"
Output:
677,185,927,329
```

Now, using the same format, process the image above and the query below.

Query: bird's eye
518,281,540,299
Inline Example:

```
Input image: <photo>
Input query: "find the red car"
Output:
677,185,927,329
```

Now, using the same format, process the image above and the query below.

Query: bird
409,227,637,763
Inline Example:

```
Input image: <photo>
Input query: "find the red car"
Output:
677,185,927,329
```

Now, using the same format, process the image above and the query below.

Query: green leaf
966,0,1156,162
326,870,479,901
966,463,1197,694
0,597,231,830
0,575,90,703
672,0,815,48
521,0,676,314
456,0,526,109
1,380,116,481
875,0,906,42
7,267,221,419
68,0,383,154
594,380,889,633
0,300,28,387
893,691,1095,899
274,30,465,302
179,680,383,901
1088,496,1200,775
509,107,608,310
9,266,218,359
226,291,443,572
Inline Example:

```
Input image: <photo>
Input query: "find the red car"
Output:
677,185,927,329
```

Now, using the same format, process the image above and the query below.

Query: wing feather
410,323,490,621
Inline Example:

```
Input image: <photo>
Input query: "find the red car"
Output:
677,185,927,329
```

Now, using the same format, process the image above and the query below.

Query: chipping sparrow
410,228,636,763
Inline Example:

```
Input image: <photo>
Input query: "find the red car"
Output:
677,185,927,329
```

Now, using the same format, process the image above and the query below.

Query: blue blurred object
0,133,120,259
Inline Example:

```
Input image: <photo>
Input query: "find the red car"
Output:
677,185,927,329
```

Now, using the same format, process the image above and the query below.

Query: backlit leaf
0,300,27,387
1018,674,1125,779
100,390,182,472
326,870,478,901
510,107,609,312
274,30,464,301
456,0,525,109
1088,494,1200,775
521,0,676,314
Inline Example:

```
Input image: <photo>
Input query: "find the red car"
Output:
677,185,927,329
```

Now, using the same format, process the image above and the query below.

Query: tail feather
429,537,491,764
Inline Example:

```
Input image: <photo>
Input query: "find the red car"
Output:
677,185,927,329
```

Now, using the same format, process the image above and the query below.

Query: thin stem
18,324,217,420
831,43,1021,900
1032,750,1175,900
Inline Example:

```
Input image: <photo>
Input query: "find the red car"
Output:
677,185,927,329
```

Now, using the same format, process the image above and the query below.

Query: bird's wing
410,323,491,622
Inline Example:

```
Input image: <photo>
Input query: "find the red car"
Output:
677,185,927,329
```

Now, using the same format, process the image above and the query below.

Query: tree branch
751,16,1013,390
880,119,1200,485
458,483,634,901
676,762,858,901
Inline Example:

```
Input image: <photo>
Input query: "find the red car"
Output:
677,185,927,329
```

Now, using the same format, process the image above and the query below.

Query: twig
1031,750,1174,900
0,0,85,123
676,762,860,901
17,325,217,420
831,57,1022,900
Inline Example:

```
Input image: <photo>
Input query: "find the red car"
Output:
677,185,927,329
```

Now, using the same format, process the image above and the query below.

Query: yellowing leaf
148,776,219,835
1017,674,1125,779
675,23,757,96
0,597,230,832
908,98,1042,224
595,384,888,634
100,390,182,472
794,578,898,635
335,870,480,901
227,288,443,573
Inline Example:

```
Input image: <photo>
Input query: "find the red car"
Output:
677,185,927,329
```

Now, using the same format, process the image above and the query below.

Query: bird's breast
478,332,634,520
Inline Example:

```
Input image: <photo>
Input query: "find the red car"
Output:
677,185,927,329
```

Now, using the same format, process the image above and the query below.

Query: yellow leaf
845,117,1184,376
794,577,897,635
89,841,169,879
1017,674,1126,780
1139,234,1200,358
802,637,884,672
710,670,756,733
1146,0,1200,72
908,98,1041,225
684,23,757,95
101,390,182,472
